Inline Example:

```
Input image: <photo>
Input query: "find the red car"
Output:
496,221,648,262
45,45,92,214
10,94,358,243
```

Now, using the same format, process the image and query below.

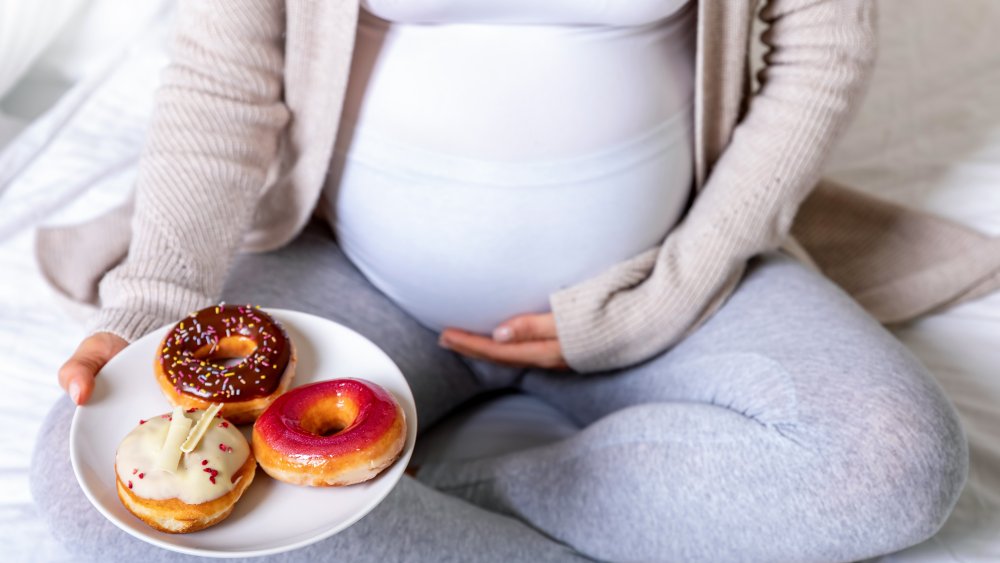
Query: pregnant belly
327,7,696,333
328,114,693,334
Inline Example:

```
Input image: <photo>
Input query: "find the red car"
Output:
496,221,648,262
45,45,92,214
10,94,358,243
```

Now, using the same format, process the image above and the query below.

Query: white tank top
322,0,696,334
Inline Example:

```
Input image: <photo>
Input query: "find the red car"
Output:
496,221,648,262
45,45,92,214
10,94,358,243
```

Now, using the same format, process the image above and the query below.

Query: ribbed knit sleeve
550,0,877,372
90,0,290,341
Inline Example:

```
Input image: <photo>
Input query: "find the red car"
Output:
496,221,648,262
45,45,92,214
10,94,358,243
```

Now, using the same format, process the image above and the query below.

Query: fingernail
69,380,82,405
438,336,451,349
493,326,513,343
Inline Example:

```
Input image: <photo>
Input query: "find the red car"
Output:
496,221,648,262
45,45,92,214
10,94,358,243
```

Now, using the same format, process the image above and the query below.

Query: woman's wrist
87,307,169,344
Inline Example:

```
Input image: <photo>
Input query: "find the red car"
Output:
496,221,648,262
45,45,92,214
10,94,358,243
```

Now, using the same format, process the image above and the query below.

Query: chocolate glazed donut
154,305,297,424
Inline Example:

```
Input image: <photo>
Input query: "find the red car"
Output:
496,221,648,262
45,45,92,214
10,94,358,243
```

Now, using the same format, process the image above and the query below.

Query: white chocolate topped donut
115,409,251,505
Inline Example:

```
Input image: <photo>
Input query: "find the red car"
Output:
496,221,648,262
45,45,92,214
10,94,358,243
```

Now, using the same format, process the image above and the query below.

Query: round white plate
70,309,417,558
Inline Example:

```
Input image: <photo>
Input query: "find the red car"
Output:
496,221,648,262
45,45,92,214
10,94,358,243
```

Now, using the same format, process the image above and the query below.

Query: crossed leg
31,224,968,562
421,253,969,562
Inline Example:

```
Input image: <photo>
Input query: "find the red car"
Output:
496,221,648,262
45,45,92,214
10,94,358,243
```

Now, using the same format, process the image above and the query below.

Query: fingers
492,313,558,343
58,333,128,405
440,328,568,370
441,313,568,370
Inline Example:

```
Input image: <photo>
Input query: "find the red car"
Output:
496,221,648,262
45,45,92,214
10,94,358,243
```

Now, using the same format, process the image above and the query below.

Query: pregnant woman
35,0,967,561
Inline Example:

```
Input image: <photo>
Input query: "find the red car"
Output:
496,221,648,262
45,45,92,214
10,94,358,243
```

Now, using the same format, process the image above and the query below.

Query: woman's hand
58,333,128,405
439,313,569,371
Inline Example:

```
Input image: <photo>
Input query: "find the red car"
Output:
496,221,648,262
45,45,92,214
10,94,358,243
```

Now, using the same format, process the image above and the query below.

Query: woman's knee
30,398,105,560
825,370,968,555
30,398,75,512
553,391,967,561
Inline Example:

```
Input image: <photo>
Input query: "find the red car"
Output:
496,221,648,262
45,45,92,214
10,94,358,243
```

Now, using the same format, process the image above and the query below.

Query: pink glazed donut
251,379,406,486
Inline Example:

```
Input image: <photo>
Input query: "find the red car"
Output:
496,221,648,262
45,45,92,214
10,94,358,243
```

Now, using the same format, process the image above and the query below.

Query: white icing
181,402,222,453
116,410,251,504
156,406,191,471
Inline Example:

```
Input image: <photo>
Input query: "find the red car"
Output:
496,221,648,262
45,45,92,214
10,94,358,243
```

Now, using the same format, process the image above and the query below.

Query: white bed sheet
0,1,998,560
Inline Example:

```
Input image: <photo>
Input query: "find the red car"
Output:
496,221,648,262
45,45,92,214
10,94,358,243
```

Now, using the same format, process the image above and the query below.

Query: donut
115,406,256,533
252,379,406,487
154,304,296,424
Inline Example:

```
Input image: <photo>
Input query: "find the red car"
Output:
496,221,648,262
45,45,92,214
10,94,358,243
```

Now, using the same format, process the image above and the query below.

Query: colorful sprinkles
158,304,290,402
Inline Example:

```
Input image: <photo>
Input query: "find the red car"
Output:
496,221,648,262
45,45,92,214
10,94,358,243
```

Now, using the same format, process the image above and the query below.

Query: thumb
59,333,127,405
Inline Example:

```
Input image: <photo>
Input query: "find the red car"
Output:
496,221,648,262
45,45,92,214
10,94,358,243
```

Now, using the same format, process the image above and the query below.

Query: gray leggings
32,223,967,562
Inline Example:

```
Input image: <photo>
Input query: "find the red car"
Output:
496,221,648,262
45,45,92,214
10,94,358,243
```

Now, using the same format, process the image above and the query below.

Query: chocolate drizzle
158,304,290,402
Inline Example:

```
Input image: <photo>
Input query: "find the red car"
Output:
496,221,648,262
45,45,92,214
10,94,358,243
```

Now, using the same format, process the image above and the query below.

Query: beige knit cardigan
36,0,1000,372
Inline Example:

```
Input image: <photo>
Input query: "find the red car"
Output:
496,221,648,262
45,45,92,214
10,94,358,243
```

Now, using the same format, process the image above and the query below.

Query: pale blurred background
0,0,165,142
1,1,999,561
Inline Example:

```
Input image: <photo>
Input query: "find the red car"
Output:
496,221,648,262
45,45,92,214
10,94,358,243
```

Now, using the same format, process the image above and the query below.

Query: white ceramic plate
70,309,417,558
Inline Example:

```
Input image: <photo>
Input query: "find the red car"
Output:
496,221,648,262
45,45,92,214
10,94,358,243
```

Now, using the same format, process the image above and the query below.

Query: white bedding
1,1,998,561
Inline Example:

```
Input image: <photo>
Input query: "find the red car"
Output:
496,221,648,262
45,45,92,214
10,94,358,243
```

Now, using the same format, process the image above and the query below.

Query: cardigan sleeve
90,0,290,341
549,0,877,372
